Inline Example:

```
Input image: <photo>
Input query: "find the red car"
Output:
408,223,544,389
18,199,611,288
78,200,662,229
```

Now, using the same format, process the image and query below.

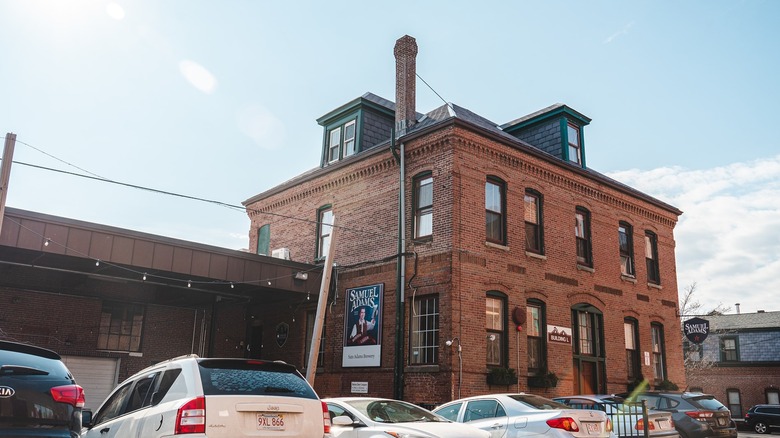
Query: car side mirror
330,415,363,427
81,409,93,428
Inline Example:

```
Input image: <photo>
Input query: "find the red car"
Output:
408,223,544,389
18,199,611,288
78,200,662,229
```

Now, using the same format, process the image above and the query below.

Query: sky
1,1,778,314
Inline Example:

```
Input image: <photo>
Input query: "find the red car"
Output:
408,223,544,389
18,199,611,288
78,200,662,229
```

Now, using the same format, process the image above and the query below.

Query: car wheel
753,421,769,434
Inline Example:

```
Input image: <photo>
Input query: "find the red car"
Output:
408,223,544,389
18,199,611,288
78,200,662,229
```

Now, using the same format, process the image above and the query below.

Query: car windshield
509,394,569,410
346,399,445,424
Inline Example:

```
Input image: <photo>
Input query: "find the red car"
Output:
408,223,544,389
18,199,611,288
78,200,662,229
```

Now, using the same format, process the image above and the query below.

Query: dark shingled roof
704,311,780,331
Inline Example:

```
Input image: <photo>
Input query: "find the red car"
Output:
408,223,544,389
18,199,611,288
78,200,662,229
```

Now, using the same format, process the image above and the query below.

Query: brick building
685,311,780,424
242,35,685,405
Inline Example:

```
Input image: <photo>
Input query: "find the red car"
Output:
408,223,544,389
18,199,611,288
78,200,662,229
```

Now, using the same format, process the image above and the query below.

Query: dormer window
327,119,357,163
567,123,581,164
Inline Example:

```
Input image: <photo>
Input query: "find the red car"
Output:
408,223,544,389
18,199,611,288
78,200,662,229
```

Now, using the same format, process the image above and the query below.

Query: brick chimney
394,35,418,137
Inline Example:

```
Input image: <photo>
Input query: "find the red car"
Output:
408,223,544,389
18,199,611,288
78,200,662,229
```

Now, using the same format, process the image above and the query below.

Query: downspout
392,131,406,400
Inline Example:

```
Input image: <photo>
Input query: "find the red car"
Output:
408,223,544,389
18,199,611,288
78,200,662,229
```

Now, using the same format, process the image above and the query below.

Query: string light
187,280,192,288
230,282,234,289
95,260,100,267
267,281,272,286
142,273,147,281
44,238,50,247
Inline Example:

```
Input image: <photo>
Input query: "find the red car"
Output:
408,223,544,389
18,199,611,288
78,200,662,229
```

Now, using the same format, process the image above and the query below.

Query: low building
685,310,780,423
242,35,685,405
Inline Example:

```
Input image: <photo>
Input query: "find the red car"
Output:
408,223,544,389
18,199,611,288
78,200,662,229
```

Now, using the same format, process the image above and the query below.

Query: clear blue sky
1,1,778,313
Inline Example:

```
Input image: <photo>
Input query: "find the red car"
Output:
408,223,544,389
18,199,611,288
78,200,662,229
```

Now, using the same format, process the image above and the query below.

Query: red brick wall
245,122,684,404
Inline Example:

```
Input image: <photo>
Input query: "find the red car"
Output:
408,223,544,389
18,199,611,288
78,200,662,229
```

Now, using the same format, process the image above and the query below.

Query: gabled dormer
501,104,592,168
316,92,395,168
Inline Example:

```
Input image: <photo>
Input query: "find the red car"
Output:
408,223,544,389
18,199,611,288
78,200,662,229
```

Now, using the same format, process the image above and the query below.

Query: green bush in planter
487,367,517,385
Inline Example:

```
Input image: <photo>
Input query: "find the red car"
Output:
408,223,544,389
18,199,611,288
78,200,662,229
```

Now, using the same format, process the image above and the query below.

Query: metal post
0,133,17,234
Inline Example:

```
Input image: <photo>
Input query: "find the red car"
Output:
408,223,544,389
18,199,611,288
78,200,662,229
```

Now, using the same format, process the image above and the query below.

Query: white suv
81,355,329,437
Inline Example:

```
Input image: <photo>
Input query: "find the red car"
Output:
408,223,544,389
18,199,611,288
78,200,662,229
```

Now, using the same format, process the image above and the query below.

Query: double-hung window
256,224,270,256
624,318,640,381
486,293,506,366
651,323,666,381
342,120,356,157
645,231,660,284
486,177,506,244
575,207,592,267
317,207,333,260
527,300,545,375
413,173,433,239
567,123,582,165
721,337,739,362
525,190,543,254
410,296,439,365
619,222,635,276
327,128,341,163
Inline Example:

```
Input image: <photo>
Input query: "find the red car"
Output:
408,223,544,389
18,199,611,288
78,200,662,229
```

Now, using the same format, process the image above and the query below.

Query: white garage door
61,356,119,412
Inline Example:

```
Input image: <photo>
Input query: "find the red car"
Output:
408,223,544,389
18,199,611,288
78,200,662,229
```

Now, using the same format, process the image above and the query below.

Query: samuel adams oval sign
684,317,710,344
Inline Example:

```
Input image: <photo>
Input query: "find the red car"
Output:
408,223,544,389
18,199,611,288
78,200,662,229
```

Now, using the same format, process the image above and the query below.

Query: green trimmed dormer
501,104,592,168
316,92,395,168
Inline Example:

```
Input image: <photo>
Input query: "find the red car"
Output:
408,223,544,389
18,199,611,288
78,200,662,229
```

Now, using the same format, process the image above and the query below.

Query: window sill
647,282,663,290
526,251,547,261
405,365,440,373
485,241,510,251
412,236,433,245
621,274,637,284
576,264,595,273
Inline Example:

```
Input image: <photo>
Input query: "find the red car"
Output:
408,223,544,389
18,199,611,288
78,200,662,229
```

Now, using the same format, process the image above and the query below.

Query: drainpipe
393,133,406,400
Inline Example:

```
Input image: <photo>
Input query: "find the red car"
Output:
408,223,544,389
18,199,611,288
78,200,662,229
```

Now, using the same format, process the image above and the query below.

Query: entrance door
247,324,263,359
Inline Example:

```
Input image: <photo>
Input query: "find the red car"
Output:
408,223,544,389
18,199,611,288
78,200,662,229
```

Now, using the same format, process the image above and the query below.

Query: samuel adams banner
684,317,710,344
343,283,383,367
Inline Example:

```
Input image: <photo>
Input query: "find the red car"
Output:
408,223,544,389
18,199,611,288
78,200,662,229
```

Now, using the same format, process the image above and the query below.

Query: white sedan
324,397,491,438
433,393,614,438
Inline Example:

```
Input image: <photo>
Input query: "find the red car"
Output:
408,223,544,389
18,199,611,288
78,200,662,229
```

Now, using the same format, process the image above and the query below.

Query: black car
617,391,737,438
745,404,780,434
0,340,85,437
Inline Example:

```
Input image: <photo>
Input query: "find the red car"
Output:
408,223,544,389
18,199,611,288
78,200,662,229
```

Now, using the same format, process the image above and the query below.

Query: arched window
527,299,547,375
572,303,605,394
486,291,507,366
486,177,506,245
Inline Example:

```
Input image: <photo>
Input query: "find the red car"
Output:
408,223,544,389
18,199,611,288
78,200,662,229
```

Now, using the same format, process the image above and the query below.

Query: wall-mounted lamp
445,337,462,398
294,272,308,280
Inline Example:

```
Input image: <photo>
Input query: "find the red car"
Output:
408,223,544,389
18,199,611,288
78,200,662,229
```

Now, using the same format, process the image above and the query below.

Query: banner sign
343,283,383,367
547,325,572,344
684,317,710,344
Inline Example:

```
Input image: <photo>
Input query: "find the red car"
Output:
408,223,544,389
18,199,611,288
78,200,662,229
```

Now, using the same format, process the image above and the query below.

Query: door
61,355,118,412
463,399,508,438
247,324,263,359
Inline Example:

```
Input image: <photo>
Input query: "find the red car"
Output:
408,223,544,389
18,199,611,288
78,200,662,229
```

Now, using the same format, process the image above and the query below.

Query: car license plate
657,419,669,429
257,413,285,430
585,422,601,435
717,417,727,426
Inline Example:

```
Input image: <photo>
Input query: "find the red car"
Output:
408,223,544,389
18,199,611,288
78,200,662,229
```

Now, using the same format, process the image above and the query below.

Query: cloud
105,2,125,21
604,21,635,44
236,104,286,150
607,155,780,313
178,60,217,94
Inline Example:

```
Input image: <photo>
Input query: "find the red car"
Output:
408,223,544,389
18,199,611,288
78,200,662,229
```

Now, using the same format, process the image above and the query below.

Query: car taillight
635,419,656,430
50,385,85,408
175,397,206,434
607,418,613,432
685,411,714,421
547,417,580,432
322,401,331,434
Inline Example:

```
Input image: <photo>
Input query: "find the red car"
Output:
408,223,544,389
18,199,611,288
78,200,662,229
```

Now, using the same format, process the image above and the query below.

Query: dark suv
745,404,780,434
0,340,85,437
617,391,737,438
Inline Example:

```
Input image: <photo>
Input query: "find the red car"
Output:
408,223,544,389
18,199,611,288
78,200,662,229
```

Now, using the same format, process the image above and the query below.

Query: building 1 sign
343,283,383,367
684,317,710,344
547,325,572,344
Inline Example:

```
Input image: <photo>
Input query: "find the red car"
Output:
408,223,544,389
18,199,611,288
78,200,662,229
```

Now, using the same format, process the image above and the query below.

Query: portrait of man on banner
344,284,382,347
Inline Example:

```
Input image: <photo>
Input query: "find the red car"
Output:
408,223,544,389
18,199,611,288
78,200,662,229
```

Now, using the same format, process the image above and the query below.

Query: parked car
553,394,678,438
616,391,737,438
744,404,780,434
0,340,85,437
325,397,490,438
81,355,329,437
433,392,613,438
